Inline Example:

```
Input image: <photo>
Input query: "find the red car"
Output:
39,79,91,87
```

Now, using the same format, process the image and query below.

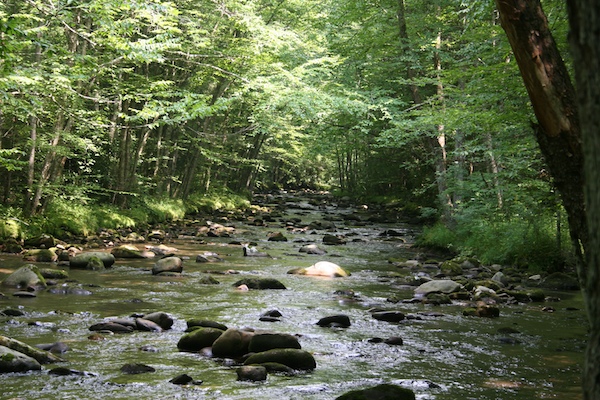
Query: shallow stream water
0,192,587,399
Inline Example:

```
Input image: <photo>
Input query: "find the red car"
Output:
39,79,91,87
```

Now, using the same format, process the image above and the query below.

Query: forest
0,0,575,269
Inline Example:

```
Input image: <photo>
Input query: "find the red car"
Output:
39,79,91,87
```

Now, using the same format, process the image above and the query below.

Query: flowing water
0,192,587,399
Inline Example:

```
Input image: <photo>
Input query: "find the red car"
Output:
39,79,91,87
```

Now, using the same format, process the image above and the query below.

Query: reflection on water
0,196,587,399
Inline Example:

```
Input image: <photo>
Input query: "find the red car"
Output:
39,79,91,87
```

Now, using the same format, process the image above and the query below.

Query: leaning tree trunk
567,2,600,399
494,0,587,280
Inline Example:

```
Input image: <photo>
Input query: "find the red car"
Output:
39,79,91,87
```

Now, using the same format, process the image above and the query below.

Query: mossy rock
186,319,228,331
177,327,223,352
22,248,57,262
39,268,69,280
1,264,46,289
86,256,105,271
424,293,452,305
439,261,462,276
463,307,478,317
501,290,531,302
232,278,286,290
111,244,147,259
248,333,301,353
540,272,580,290
211,328,253,358
70,252,115,269
475,279,503,291
527,289,546,302
243,348,316,370
335,384,416,400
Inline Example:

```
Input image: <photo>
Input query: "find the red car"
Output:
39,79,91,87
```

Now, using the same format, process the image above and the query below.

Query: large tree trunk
566,2,600,399
494,0,586,280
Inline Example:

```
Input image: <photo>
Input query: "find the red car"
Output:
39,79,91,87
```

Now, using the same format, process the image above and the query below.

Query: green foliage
418,213,571,272
186,190,251,213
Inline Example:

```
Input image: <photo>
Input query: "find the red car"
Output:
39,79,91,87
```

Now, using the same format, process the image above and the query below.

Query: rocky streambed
0,191,588,399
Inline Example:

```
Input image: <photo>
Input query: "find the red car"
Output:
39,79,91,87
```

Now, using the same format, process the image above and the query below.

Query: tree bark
494,0,587,281
566,2,600,398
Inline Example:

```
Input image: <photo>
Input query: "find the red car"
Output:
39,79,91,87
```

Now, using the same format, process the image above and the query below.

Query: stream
0,191,587,399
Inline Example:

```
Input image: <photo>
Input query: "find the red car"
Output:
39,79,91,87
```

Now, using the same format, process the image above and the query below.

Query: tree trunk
494,0,586,281
566,2,600,398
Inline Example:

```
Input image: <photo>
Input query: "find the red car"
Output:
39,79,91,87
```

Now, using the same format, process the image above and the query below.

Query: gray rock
70,252,115,269
152,256,183,275
414,280,462,295
1,264,46,289
0,345,42,373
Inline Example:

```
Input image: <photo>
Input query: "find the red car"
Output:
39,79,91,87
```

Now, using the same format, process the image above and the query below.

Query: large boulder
414,280,462,296
211,328,254,358
177,327,223,352
70,252,115,269
0,346,42,373
335,384,416,400
152,256,183,275
243,348,316,370
1,264,46,289
186,320,228,331
288,261,350,278
248,332,301,353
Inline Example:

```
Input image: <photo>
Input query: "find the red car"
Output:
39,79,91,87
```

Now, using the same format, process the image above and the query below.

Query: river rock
248,332,301,353
35,342,69,354
111,244,149,259
298,244,327,255
322,234,346,245
237,365,267,381
211,328,254,358
24,234,56,249
335,383,415,400
39,268,69,280
243,348,316,370
146,244,178,256
120,363,155,374
142,312,174,330
540,272,580,290
70,251,115,269
1,264,46,289
0,335,63,363
371,311,405,323
288,261,350,278
232,278,286,290
135,318,163,332
85,255,105,271
414,279,462,295
177,327,224,352
316,314,351,328
186,320,228,331
242,244,270,257
22,248,57,262
0,345,42,373
267,231,288,242
491,271,508,286
89,321,134,334
2,238,23,253
152,256,183,275
169,373,202,385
